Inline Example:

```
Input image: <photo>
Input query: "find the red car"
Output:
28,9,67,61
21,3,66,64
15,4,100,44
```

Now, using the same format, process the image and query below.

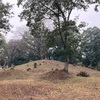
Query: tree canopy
0,0,13,31
81,27,100,70
17,0,100,72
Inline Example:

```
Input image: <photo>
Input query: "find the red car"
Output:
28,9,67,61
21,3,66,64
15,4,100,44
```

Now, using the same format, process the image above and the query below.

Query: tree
0,0,13,32
81,27,100,70
30,22,50,59
14,25,49,59
6,39,31,66
17,0,97,72
0,34,7,67
0,0,13,67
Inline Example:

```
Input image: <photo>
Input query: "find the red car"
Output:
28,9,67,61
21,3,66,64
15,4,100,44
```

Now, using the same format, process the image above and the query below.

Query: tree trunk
64,56,69,73
56,7,69,73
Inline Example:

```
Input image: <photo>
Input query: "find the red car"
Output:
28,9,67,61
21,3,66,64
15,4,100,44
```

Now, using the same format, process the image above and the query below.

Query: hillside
0,60,100,100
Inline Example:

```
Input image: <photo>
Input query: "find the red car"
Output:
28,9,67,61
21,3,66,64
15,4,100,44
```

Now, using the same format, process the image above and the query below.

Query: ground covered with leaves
0,60,100,100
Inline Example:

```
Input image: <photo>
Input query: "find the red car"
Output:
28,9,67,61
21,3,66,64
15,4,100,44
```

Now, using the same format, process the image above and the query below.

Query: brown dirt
41,69,72,80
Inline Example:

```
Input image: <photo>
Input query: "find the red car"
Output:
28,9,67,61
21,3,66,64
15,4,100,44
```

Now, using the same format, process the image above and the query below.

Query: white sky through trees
2,0,100,41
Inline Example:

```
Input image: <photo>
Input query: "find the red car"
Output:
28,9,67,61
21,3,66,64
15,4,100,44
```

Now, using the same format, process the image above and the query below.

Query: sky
3,0,27,41
2,0,100,41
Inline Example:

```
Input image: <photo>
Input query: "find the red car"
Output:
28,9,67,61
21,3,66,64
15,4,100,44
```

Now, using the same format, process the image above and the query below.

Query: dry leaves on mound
0,70,30,80
0,83,55,100
41,69,72,80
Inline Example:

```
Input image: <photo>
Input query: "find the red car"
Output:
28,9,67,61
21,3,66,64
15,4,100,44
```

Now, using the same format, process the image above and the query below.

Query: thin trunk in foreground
64,56,69,72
